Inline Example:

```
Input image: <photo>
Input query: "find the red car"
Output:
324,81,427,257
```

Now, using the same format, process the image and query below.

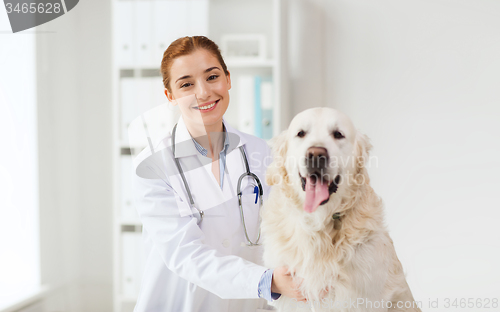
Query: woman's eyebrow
205,66,221,73
175,67,221,84
175,75,191,83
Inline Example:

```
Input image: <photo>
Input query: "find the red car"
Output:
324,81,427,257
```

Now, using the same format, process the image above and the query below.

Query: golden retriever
261,108,421,312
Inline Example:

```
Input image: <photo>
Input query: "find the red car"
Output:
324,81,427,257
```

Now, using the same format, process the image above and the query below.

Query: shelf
120,224,143,232
117,144,148,156
118,68,161,78
120,221,142,227
112,1,283,311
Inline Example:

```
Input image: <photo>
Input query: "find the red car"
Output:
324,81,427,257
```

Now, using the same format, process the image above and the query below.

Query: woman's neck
185,121,225,159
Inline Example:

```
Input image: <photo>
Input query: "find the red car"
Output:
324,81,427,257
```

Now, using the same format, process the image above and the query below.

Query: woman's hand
271,266,307,302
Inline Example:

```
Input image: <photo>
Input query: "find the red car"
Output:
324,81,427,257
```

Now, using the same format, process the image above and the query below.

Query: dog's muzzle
305,146,329,174
300,147,342,213
304,146,339,188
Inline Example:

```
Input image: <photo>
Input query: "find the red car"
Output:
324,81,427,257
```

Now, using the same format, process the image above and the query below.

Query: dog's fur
261,108,421,312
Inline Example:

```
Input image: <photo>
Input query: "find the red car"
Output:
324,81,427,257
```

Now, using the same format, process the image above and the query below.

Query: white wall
288,0,500,307
287,0,326,117
36,0,113,310
0,9,39,308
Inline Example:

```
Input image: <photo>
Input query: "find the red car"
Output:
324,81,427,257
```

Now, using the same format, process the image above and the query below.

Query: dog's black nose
306,147,329,173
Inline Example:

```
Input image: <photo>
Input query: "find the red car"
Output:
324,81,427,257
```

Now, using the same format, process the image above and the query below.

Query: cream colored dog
261,108,421,312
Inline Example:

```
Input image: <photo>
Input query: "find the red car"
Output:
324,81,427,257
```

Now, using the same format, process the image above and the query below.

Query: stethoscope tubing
237,171,263,246
171,123,262,246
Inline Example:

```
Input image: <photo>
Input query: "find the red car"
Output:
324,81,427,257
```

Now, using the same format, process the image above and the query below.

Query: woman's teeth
197,101,217,110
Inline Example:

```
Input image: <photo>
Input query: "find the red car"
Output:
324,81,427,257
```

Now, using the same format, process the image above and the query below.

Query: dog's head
266,108,372,213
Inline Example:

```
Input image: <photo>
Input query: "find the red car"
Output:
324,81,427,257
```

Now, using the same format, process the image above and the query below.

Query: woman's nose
195,81,210,101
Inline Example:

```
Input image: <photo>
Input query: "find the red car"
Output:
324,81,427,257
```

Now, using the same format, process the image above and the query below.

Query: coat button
222,239,230,248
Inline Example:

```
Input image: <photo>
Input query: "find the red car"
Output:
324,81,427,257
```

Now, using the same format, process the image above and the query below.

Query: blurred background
1,0,499,311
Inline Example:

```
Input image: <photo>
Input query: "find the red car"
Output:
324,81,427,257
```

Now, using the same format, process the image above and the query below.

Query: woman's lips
194,100,219,112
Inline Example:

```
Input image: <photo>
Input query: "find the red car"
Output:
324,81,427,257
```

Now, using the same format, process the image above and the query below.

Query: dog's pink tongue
304,177,330,213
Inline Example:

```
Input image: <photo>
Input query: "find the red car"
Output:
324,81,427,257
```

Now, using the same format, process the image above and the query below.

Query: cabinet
112,0,283,311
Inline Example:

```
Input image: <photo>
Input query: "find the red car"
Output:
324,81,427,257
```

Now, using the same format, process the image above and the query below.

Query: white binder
135,0,153,67
152,0,187,65
120,77,137,145
121,232,144,298
121,77,155,147
148,76,167,108
147,78,177,142
152,0,209,63
120,155,140,223
237,75,255,135
260,79,273,139
114,0,135,67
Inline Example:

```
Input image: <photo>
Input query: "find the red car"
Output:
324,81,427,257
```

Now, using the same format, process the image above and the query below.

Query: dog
261,108,421,312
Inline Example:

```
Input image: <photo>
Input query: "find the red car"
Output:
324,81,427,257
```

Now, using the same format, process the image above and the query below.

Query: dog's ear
354,131,372,183
266,130,289,186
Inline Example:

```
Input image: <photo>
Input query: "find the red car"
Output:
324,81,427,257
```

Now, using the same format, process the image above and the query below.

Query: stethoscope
171,124,263,246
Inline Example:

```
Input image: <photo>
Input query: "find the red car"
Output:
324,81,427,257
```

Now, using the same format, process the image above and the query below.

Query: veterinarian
131,36,305,312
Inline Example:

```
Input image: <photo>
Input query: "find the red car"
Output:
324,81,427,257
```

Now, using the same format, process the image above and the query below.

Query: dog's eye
333,130,345,139
297,130,306,138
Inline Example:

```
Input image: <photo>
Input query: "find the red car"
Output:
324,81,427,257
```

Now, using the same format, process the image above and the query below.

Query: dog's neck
328,184,384,246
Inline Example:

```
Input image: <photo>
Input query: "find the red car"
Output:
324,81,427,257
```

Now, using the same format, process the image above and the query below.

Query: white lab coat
132,116,275,312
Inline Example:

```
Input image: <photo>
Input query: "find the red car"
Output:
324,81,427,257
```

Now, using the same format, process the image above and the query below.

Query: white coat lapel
171,117,227,215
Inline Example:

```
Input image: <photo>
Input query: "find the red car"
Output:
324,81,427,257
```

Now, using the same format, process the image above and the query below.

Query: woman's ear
354,130,373,183
226,70,231,91
266,130,288,186
165,88,176,105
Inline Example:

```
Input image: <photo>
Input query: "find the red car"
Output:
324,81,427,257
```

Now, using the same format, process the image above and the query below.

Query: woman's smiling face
166,49,231,129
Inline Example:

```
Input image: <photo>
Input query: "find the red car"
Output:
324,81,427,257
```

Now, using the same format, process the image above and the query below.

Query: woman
132,36,304,312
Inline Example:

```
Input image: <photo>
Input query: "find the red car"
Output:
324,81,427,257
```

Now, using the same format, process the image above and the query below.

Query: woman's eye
207,75,219,81
180,82,192,88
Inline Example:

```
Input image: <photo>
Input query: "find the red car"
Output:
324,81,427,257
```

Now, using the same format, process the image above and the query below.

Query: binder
115,0,135,67
120,155,140,223
120,77,138,145
152,0,188,64
122,77,159,148
143,78,173,144
260,79,273,140
121,232,144,298
237,75,255,135
254,76,263,138
135,0,153,67
125,77,178,151
149,77,167,108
